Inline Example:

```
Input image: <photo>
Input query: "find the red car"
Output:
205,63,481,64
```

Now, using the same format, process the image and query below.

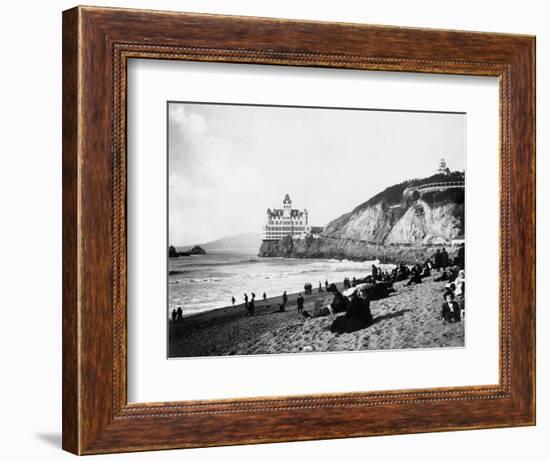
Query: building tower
283,193,292,218
437,158,450,175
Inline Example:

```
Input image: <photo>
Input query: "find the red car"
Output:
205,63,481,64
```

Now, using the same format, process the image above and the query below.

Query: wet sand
168,276,464,358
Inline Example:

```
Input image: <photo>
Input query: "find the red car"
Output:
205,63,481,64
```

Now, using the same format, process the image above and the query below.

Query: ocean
168,250,389,317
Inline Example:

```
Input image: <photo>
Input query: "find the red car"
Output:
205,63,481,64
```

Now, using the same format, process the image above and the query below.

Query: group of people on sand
288,281,376,334
301,265,396,334
393,246,465,324
404,261,432,286
429,246,466,323
170,307,183,324
304,281,329,294
230,291,268,317
440,269,465,323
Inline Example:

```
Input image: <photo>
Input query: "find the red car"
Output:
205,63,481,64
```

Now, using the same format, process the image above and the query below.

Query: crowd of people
212,244,466,329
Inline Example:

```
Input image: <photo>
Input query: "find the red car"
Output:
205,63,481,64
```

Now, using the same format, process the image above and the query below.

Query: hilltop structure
436,158,451,175
261,194,311,241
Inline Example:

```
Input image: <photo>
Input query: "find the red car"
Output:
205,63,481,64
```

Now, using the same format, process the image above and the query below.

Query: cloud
168,103,465,246
168,104,265,244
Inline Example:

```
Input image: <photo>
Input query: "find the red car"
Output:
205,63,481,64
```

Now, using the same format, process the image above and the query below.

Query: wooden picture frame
62,5,535,455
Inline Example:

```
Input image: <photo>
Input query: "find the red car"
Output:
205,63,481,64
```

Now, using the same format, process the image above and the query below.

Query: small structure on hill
436,158,451,175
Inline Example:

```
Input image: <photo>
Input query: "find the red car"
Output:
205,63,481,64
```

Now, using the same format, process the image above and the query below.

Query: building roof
267,208,305,218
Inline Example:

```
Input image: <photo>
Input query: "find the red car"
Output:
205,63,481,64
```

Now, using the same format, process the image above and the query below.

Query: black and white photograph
167,102,466,358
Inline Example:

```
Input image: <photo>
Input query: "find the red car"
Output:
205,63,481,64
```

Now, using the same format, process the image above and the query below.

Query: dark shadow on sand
332,308,413,334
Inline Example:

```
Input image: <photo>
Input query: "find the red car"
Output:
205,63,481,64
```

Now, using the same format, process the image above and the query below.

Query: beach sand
168,276,465,357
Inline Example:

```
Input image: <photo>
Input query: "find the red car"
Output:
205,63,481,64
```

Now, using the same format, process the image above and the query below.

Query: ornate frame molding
63,6,535,454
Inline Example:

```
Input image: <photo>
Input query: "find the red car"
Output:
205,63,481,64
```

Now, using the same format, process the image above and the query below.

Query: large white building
261,194,311,241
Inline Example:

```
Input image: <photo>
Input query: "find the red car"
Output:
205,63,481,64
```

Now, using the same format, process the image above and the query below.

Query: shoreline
167,253,395,320
169,275,464,358
171,281,345,324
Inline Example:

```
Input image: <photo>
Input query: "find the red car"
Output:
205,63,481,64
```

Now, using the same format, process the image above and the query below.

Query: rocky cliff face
257,235,457,264
324,198,463,245
258,172,464,263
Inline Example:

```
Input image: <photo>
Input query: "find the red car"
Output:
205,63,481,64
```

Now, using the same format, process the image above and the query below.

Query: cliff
258,235,458,264
258,172,464,264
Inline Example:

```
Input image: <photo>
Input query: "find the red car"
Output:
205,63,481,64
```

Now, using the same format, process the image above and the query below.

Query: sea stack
189,245,207,255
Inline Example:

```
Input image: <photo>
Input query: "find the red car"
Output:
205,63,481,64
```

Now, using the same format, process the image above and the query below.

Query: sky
168,102,465,246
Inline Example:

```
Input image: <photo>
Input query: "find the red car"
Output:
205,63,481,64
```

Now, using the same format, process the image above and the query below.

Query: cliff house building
261,194,311,241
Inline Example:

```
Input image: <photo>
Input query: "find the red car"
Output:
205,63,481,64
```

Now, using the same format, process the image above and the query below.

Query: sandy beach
168,274,465,357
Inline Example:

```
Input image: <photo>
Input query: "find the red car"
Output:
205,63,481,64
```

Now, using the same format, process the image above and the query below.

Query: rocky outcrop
168,245,207,258
258,235,295,257
258,235,458,264
189,245,207,255
169,245,189,258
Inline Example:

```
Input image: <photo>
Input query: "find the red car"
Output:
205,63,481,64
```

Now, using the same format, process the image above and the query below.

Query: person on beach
263,292,267,302
244,293,249,310
231,296,235,307
318,281,322,292
433,249,442,271
282,291,288,307
365,280,396,300
435,269,449,281
458,283,466,320
441,248,450,270
247,297,255,316
297,294,304,313
171,309,177,325
442,291,461,323
357,285,374,324
421,261,431,278
176,307,183,323
444,282,456,297
457,244,465,269
448,266,459,281
396,263,411,281
453,270,466,297
327,283,349,313
405,265,423,286
325,280,329,290
330,286,373,333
